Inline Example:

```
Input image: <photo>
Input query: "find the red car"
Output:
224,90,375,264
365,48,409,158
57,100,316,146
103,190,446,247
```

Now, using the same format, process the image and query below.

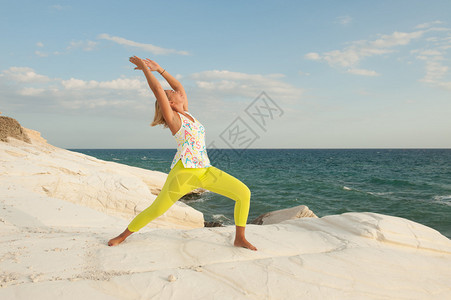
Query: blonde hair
150,100,169,128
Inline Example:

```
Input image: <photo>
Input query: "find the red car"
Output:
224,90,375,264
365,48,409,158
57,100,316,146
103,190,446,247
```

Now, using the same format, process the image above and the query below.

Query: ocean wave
213,214,231,221
181,197,205,203
343,186,393,196
432,195,451,206
367,191,394,196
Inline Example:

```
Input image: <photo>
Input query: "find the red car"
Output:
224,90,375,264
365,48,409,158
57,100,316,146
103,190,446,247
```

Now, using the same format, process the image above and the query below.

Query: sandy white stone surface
1,131,451,299
0,129,204,229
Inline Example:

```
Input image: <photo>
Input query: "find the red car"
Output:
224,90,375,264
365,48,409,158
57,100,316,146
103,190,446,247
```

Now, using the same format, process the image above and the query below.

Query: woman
108,56,257,251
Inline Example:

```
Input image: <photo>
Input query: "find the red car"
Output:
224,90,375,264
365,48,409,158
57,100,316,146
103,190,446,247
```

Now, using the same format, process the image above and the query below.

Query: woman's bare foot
108,235,127,246
234,225,257,251
108,228,133,246
234,238,257,251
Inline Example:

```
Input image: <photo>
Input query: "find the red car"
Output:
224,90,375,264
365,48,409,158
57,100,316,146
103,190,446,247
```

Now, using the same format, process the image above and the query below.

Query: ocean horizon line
67,147,451,150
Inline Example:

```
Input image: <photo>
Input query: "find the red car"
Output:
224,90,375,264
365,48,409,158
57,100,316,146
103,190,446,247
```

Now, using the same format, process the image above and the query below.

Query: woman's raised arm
143,59,188,110
129,56,175,126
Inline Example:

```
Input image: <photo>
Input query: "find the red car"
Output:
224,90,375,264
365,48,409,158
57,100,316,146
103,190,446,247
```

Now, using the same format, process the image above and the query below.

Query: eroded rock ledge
0,115,203,229
0,116,31,143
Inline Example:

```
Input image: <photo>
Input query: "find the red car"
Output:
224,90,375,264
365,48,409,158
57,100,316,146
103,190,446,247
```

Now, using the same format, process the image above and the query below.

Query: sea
70,148,451,239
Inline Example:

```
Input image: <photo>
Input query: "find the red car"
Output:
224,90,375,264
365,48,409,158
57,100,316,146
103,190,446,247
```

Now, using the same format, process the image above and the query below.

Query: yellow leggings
127,160,251,232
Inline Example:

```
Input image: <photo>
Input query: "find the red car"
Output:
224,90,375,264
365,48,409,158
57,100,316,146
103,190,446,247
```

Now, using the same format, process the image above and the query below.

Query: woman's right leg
201,166,257,250
108,160,202,246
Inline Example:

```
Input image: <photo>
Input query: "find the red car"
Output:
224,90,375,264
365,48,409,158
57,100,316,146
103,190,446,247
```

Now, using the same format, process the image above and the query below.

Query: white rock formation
251,204,317,225
0,186,450,299
0,127,204,229
1,122,451,299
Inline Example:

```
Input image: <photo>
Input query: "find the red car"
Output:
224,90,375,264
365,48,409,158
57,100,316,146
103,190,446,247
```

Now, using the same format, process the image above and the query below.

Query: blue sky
1,0,450,149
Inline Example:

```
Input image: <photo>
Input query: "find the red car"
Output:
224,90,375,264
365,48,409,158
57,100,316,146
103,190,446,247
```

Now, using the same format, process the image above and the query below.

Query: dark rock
204,221,224,227
181,188,207,200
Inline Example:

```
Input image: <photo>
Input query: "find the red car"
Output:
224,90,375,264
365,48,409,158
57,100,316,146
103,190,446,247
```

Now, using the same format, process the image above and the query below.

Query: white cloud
407,25,451,90
416,49,443,56
372,31,424,47
347,68,380,76
19,87,45,96
61,78,95,89
35,51,48,57
415,21,443,29
61,77,145,91
98,34,189,55
1,65,302,122
0,66,172,117
34,39,98,58
3,67,50,82
68,40,97,51
336,15,352,25
320,30,425,69
196,79,237,91
321,49,364,67
419,60,449,85
305,52,321,60
437,81,451,90
188,70,303,103
191,70,284,81
304,24,451,77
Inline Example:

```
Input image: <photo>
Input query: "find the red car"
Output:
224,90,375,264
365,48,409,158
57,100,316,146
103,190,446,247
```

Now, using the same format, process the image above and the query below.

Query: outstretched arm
143,59,188,110
129,56,175,127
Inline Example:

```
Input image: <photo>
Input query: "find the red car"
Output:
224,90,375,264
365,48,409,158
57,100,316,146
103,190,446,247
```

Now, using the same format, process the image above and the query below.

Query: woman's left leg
201,166,257,250
108,160,203,246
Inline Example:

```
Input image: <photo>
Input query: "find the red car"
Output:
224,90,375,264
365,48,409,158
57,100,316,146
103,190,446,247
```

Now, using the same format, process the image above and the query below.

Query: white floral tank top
170,111,211,169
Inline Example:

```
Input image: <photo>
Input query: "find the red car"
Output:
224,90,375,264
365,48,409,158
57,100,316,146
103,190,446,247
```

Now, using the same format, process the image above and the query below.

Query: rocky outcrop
251,204,317,225
1,198,450,299
0,116,31,143
2,117,451,299
0,122,204,229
